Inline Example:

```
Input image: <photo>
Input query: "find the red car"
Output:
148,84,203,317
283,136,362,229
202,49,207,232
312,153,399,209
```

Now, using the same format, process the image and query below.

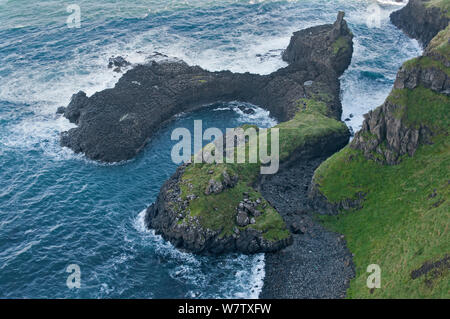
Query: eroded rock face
308,5,450,218
390,0,449,47
283,11,353,76
350,100,429,165
204,170,238,195
60,12,353,163
395,63,450,94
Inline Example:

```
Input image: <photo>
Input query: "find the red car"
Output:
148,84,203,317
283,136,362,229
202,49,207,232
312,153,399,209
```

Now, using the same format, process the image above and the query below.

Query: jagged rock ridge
59,12,353,163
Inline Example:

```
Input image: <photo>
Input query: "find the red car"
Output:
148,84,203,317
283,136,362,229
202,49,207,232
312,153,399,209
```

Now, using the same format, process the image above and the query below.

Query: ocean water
0,0,421,298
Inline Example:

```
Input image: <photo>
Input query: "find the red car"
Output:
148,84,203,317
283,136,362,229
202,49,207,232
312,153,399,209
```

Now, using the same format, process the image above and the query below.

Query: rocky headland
59,12,352,163
144,12,354,255
59,12,354,257
307,3,449,298
390,0,449,47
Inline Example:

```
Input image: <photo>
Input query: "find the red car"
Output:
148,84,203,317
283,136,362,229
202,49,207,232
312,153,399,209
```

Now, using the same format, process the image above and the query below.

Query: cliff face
283,11,353,76
307,9,449,298
390,0,449,47
144,13,353,255
351,26,449,165
146,164,294,255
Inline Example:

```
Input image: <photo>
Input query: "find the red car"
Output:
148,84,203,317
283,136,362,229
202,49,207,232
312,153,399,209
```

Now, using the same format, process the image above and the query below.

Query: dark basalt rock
390,0,449,47
350,99,432,165
56,106,66,114
145,165,293,255
59,12,353,163
141,13,354,255
108,56,131,70
238,105,256,115
283,10,353,77
394,59,450,95
350,26,449,165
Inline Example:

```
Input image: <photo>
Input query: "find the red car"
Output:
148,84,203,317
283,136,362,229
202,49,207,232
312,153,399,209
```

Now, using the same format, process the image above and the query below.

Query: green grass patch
177,99,348,241
387,87,450,131
315,135,449,298
403,56,450,77
333,36,351,55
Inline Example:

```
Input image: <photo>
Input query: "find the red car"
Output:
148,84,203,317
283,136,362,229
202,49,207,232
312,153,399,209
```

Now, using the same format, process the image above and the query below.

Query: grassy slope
427,25,450,57
317,137,449,298
425,0,450,18
178,99,348,241
313,74,450,297
404,26,450,77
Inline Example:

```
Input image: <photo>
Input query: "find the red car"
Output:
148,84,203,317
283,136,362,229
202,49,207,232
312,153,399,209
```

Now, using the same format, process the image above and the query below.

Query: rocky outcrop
351,25,449,165
395,61,449,95
145,165,293,255
308,184,365,215
309,9,450,216
390,0,449,47
350,99,426,165
395,26,450,95
108,56,131,73
60,12,353,163
142,13,354,255
283,11,354,76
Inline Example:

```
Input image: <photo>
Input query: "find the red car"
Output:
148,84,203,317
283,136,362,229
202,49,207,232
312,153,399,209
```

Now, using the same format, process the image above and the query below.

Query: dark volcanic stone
390,0,449,47
259,155,355,299
56,106,66,114
145,165,293,255
282,10,353,77
59,12,353,163
108,56,131,69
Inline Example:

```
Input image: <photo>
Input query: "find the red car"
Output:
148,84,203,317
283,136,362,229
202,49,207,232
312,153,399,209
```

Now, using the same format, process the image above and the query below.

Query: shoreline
259,157,355,298
261,0,449,299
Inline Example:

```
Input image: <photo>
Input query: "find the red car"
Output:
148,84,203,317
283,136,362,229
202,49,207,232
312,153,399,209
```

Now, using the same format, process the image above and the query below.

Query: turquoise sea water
0,0,421,298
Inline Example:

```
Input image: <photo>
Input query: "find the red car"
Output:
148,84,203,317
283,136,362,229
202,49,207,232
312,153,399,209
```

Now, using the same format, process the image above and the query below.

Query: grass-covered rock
390,0,449,47
351,25,450,166
309,27,450,298
146,99,350,254
145,12,353,255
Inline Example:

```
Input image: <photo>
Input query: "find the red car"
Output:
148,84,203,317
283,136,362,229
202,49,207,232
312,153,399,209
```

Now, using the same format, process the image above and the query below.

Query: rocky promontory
390,0,449,47
306,9,449,296
350,25,449,166
310,24,449,215
144,12,354,255
59,12,352,163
